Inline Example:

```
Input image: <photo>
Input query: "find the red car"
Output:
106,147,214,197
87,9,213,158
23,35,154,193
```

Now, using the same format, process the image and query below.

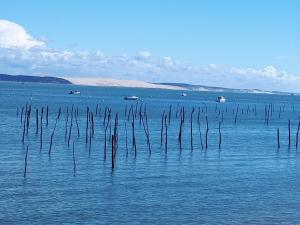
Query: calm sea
1,82,300,225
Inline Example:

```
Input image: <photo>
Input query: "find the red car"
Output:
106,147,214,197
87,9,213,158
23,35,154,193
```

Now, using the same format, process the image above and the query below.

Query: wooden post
132,114,137,157
40,107,44,151
296,119,300,148
205,116,209,150
65,106,69,140
178,109,183,150
20,106,24,124
165,115,168,153
112,134,115,170
21,107,27,143
288,120,291,148
218,121,222,149
35,109,39,134
46,106,49,126
160,111,165,146
75,107,80,138
48,110,60,156
72,142,76,176
277,128,280,149
190,107,195,151
24,146,29,178
124,119,128,157
198,116,203,150
67,106,74,147
85,106,89,144
168,105,172,125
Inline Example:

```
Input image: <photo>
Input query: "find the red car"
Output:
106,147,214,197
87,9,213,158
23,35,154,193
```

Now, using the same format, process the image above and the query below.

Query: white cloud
0,20,44,49
0,19,300,92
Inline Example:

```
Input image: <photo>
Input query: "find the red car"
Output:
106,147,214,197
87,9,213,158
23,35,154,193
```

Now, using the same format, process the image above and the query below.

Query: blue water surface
1,82,300,225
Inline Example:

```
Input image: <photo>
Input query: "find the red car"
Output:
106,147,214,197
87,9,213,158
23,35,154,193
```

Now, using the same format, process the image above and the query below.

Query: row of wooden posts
19,102,297,178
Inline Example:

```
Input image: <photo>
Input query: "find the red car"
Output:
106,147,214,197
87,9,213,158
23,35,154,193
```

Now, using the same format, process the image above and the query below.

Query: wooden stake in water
190,107,195,151
218,121,222,149
277,128,280,149
112,134,115,170
296,119,300,148
132,115,137,158
46,106,49,126
165,115,168,153
35,109,39,134
72,142,76,176
85,106,89,144
40,107,44,151
168,105,172,125
288,120,291,148
160,110,165,146
67,106,74,147
197,115,204,150
24,146,29,178
205,116,209,150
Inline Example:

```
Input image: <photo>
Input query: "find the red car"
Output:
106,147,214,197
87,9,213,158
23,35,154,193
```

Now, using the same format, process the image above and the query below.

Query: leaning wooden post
198,117,204,150
65,106,69,140
26,105,31,136
205,116,209,150
24,146,29,178
132,114,137,158
72,142,76,176
21,107,27,143
234,104,239,124
48,110,60,156
20,106,24,124
67,106,74,147
178,109,183,150
164,115,168,153
296,119,300,148
75,107,80,138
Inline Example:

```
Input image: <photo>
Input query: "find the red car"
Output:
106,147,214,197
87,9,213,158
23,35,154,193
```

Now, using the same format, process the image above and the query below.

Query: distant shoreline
0,74,295,95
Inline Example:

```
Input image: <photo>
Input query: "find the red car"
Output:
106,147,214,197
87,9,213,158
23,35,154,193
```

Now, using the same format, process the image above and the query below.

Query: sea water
1,82,300,224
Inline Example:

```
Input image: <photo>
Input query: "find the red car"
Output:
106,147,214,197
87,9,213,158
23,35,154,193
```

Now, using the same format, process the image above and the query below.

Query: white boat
69,90,81,95
124,96,139,100
181,93,187,97
216,96,226,103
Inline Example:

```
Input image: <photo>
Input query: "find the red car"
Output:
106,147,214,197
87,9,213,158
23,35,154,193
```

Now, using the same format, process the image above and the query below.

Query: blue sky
1,0,300,91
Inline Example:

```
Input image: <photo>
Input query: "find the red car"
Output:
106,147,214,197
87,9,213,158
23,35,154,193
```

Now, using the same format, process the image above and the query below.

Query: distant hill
156,82,292,95
0,74,71,84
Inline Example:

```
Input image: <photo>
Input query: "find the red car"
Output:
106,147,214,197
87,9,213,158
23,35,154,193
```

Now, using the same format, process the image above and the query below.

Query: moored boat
124,96,139,100
69,90,81,95
216,96,226,103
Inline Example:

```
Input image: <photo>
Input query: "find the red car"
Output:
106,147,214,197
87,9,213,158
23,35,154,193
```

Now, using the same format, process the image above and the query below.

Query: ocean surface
1,82,300,225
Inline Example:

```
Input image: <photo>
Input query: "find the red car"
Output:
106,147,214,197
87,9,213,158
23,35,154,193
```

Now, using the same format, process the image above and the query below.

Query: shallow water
1,82,300,224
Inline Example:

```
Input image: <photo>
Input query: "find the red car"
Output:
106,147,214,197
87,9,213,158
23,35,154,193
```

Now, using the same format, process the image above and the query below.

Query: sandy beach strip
66,77,187,90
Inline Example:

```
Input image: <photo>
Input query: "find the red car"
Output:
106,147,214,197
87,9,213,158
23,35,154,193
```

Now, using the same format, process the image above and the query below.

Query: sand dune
67,77,186,90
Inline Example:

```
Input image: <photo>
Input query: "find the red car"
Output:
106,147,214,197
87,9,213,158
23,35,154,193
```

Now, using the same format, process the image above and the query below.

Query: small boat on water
181,93,187,97
69,90,81,95
124,96,139,100
216,96,226,103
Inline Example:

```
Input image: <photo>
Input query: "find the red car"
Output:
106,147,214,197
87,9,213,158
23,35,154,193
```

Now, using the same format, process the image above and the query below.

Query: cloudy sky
1,0,300,92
